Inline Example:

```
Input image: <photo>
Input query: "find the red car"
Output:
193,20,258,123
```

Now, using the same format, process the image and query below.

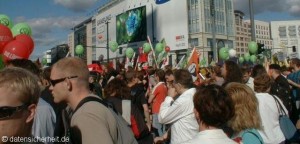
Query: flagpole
175,55,186,69
147,36,158,67
135,55,139,70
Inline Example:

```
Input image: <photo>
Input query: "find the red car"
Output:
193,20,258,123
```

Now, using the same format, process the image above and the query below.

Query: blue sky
0,0,299,60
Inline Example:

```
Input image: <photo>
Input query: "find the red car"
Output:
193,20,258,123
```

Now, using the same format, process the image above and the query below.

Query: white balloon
229,49,236,57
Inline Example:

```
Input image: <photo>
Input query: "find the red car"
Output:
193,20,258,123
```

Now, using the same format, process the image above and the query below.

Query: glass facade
203,0,234,36
188,0,200,33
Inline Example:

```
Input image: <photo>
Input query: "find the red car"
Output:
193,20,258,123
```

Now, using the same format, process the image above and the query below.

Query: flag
157,51,168,65
131,52,136,64
147,36,158,67
88,63,103,73
125,57,132,70
186,48,200,81
161,53,169,69
138,47,148,63
175,55,186,69
148,51,154,67
200,57,207,68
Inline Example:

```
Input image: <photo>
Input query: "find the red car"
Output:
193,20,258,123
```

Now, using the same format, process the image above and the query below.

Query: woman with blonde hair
225,82,263,144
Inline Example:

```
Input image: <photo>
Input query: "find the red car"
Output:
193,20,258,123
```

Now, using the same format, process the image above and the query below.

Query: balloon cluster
239,41,258,63
142,42,170,54
0,14,34,62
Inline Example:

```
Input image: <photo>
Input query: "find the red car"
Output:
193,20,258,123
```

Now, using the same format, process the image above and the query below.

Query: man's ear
26,104,37,123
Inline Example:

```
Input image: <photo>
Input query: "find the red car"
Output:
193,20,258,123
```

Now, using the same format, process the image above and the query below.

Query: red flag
139,53,148,63
138,47,148,63
88,63,103,73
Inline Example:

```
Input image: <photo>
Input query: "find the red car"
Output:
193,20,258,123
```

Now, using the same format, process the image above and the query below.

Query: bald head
52,57,89,88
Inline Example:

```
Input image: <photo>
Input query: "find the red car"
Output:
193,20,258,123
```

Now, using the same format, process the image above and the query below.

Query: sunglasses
0,104,29,120
50,76,78,86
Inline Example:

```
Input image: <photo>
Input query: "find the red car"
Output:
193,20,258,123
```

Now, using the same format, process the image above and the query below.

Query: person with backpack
49,57,119,144
225,83,264,144
125,70,151,131
104,78,153,144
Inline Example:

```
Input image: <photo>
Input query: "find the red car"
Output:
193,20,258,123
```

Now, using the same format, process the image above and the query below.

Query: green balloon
0,14,13,28
248,41,258,54
239,57,244,63
125,48,134,58
143,43,151,53
244,53,250,61
11,22,32,37
109,41,118,52
42,58,47,65
155,43,164,53
219,47,229,60
75,45,84,55
250,55,257,63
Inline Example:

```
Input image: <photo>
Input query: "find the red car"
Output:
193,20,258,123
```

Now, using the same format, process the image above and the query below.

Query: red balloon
0,24,13,53
165,46,170,52
15,34,34,55
2,40,30,62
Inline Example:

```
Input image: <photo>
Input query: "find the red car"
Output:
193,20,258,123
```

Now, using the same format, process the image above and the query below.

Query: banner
186,48,200,82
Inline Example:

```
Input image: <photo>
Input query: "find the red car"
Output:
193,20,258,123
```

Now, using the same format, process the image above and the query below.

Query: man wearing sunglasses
0,67,40,142
49,57,118,144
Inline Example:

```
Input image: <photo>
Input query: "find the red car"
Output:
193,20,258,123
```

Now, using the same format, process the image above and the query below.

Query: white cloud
12,16,85,57
25,16,84,45
233,0,300,17
54,0,98,12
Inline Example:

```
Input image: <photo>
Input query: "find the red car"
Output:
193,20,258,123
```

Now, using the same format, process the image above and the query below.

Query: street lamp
249,0,255,41
74,21,110,63
106,21,110,63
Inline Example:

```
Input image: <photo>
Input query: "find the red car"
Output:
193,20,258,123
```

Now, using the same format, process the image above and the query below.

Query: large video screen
116,6,147,45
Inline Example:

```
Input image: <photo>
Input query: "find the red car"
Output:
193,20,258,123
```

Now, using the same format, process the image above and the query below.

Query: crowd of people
1,57,300,144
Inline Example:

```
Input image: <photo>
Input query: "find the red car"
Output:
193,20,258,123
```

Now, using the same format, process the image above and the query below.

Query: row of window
256,30,269,35
236,27,248,32
236,37,250,42
256,25,269,30
279,30,300,38
256,35,270,39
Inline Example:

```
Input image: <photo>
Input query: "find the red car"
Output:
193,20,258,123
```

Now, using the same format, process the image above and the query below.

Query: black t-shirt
130,84,147,117
270,75,290,94
106,96,122,114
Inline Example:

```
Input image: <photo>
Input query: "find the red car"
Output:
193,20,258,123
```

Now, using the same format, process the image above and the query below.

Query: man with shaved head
50,57,118,144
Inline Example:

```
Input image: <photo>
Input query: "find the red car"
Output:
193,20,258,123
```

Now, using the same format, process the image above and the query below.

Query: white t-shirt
255,93,287,144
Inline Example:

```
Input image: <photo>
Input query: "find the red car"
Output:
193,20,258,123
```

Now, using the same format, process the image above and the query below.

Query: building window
190,38,199,47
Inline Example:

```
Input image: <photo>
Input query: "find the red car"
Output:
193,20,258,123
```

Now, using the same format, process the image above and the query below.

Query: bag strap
122,100,131,125
241,130,263,144
271,95,287,116
74,96,116,114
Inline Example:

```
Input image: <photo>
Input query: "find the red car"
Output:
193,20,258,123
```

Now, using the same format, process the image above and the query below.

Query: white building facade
271,20,300,58
86,0,236,66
